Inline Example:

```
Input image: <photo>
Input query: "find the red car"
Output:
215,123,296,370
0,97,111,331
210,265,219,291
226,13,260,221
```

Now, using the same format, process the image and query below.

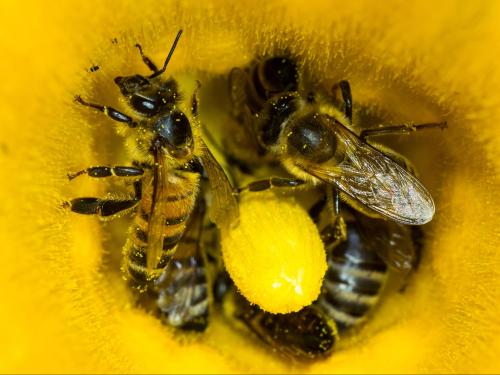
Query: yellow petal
1,0,500,373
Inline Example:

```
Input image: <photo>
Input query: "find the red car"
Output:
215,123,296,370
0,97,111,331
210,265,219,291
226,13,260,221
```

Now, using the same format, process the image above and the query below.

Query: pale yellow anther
222,191,326,313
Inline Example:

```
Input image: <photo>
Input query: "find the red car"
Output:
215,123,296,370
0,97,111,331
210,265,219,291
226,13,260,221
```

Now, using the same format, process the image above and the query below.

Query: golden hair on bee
228,55,444,226
67,30,238,303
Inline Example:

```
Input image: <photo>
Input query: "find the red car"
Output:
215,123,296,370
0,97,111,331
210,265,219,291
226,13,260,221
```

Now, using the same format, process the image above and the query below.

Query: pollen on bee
221,191,327,314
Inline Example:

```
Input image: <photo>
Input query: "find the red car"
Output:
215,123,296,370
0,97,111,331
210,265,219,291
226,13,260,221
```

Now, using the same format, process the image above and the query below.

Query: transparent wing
199,139,239,230
156,200,208,329
353,210,416,273
302,123,435,225
228,67,263,155
229,67,249,118
147,148,169,271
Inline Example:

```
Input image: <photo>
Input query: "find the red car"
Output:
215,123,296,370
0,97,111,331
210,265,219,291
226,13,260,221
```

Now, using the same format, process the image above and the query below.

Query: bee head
151,109,194,159
259,56,298,94
114,75,179,117
114,30,184,117
285,113,337,164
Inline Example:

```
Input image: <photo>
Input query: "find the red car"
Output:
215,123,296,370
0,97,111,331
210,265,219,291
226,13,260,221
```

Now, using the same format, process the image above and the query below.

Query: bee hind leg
365,144,418,176
360,122,447,142
74,95,137,128
66,180,142,217
66,197,139,217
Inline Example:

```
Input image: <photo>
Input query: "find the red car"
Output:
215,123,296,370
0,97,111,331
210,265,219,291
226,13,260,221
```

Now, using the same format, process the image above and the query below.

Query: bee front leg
68,166,144,180
74,95,138,128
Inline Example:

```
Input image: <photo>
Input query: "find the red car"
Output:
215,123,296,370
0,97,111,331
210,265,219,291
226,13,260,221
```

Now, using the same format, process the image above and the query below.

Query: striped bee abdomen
235,295,337,359
156,254,209,332
318,224,387,332
155,196,209,332
123,169,200,291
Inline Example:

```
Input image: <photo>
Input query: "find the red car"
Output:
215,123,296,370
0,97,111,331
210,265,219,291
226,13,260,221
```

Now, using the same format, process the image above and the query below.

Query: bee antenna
149,29,183,79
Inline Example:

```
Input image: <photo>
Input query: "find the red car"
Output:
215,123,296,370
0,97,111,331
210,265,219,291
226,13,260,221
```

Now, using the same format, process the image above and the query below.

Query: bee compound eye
263,57,298,92
130,94,159,116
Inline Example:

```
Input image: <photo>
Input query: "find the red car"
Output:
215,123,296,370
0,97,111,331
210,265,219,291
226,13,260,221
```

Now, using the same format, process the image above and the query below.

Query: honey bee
312,200,420,332
67,30,238,292
235,297,337,360
228,56,446,230
222,55,436,345
213,272,338,360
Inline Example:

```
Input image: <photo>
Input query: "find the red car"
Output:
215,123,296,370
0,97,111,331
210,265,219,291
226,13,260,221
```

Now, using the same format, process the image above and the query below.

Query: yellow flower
1,0,500,373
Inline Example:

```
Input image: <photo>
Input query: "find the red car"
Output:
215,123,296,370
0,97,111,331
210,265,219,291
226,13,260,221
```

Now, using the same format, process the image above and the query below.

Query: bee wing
147,148,169,271
199,139,239,231
353,211,416,273
229,67,249,117
156,202,208,329
228,67,264,154
302,124,435,225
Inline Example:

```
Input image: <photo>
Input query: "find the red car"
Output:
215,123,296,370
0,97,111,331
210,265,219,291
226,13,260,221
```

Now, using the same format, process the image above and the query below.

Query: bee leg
213,270,233,305
68,166,144,180
331,80,352,122
308,194,327,224
398,225,424,293
373,146,418,176
66,197,139,217
66,180,141,217
236,177,305,193
74,95,137,128
410,226,424,271
320,219,347,251
324,188,347,248
360,121,447,142
134,43,159,73
316,188,347,250
363,141,420,176
191,80,202,117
